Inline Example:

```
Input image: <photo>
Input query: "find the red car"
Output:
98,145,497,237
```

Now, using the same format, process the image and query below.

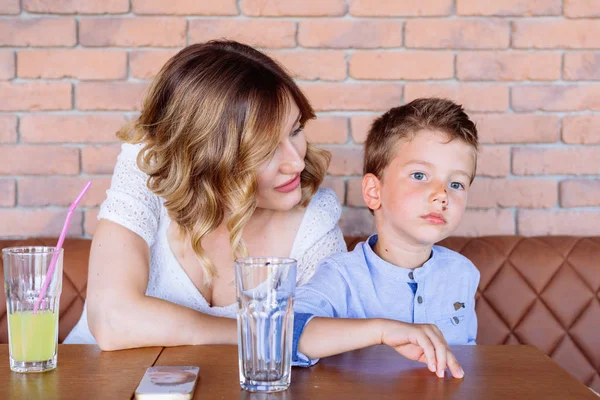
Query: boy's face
363,129,476,246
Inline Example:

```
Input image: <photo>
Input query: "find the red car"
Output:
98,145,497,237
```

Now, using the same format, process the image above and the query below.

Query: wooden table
0,345,162,400
0,345,597,399
156,345,598,400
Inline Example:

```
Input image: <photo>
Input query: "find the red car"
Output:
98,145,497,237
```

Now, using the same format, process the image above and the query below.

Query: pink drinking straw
33,181,92,313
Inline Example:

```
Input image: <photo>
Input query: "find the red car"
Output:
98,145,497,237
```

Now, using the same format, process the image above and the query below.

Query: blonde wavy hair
117,40,331,284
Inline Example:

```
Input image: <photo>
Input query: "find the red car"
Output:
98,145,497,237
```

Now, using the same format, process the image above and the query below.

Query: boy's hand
379,320,464,379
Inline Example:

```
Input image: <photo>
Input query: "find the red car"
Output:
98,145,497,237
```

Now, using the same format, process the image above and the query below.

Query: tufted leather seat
1,236,599,391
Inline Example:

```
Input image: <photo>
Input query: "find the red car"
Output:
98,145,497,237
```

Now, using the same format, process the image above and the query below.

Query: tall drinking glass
235,257,297,393
3,246,63,373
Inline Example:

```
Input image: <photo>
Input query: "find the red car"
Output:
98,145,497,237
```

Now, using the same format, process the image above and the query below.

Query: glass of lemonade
3,246,63,373
234,257,296,393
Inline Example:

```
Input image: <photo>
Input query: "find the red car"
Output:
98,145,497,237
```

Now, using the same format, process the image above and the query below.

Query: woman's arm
86,220,237,351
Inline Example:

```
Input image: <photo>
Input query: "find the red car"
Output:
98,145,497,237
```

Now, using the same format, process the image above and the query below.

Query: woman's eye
291,125,304,137
450,182,465,190
411,172,426,181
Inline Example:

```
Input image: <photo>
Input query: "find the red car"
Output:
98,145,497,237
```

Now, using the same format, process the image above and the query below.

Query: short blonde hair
118,40,330,284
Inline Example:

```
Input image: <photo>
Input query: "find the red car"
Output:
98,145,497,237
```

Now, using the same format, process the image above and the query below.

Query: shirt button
408,272,414,280
453,316,459,324
417,296,423,304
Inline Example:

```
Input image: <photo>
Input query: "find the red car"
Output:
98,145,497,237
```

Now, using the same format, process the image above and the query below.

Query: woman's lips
421,213,447,225
274,174,301,193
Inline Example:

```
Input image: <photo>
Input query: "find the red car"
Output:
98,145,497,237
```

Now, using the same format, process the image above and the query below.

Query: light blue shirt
292,234,480,366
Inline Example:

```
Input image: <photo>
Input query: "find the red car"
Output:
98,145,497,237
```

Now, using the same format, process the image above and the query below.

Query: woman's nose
279,142,305,174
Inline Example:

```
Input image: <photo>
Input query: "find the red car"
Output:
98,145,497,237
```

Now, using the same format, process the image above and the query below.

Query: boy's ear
362,173,382,211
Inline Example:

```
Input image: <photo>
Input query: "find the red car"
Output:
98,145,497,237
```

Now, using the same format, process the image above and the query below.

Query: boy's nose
431,185,449,206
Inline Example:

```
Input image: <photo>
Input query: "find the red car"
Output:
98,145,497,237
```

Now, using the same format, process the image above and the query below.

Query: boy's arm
292,259,351,366
299,317,465,379
466,266,481,345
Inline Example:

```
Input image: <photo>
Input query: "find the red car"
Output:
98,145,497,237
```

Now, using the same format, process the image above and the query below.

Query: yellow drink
8,310,58,362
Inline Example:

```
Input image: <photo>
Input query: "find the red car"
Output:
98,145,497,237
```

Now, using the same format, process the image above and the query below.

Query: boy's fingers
446,350,464,379
416,334,437,373
426,328,448,378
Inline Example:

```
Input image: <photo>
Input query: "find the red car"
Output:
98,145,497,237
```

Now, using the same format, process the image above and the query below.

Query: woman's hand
379,320,464,379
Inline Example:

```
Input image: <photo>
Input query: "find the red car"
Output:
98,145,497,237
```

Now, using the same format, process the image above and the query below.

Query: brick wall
0,0,599,238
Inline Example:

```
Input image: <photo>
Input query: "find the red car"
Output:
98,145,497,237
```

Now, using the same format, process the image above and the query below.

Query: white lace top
65,143,346,344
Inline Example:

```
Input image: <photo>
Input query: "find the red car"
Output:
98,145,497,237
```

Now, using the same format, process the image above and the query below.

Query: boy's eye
450,182,465,190
411,172,426,181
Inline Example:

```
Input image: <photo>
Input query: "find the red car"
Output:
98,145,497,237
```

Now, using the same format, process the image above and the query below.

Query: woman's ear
362,173,382,211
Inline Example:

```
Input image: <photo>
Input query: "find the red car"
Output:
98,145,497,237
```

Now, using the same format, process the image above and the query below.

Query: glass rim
2,246,62,256
234,256,297,267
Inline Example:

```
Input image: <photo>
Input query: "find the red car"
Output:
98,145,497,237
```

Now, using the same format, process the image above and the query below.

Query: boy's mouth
421,212,447,225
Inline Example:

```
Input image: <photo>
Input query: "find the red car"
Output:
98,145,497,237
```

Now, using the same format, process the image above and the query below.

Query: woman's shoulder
306,188,342,223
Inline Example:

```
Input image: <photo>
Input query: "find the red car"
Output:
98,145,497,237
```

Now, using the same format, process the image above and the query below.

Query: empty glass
235,257,297,393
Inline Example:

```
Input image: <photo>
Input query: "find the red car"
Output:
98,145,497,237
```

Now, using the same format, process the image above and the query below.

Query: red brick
349,0,452,16
0,209,83,237
339,207,376,237
560,180,600,207
564,52,600,80
513,147,600,175
20,114,126,143
133,0,236,14
477,146,510,177
0,18,76,47
346,178,365,207
80,18,186,47
0,82,71,111
130,50,178,80
299,20,403,49
0,0,19,14
77,82,147,111
84,209,100,236
562,115,600,144
189,20,296,49
564,0,600,17
0,179,15,206
325,146,364,176
405,20,509,49
405,83,508,112
472,114,560,144
18,50,127,80
302,83,402,112
468,178,557,208
457,52,560,81
320,177,345,204
350,52,453,80
269,51,346,81
25,0,128,13
0,145,79,175
455,209,515,236
350,114,378,144
457,0,560,16
518,210,600,236
512,85,600,112
242,0,345,16
0,51,14,79
305,116,347,144
0,115,17,143
513,20,600,49
18,177,111,207
82,146,121,174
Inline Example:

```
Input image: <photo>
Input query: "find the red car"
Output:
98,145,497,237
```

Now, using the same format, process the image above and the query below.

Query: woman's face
255,101,307,211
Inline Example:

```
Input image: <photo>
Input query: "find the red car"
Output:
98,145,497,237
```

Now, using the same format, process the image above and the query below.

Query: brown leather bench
1,236,599,391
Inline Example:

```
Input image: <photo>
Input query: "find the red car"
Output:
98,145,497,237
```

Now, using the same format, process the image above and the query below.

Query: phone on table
135,366,200,400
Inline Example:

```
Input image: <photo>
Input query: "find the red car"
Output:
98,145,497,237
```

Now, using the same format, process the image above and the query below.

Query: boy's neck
372,233,433,270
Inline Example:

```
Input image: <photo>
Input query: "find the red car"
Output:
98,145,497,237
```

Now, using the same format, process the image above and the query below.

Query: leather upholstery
1,236,598,391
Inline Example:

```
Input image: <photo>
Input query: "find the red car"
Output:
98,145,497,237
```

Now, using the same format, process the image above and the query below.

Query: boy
292,98,480,379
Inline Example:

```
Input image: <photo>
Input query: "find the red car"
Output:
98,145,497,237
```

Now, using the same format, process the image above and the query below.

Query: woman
65,40,346,349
